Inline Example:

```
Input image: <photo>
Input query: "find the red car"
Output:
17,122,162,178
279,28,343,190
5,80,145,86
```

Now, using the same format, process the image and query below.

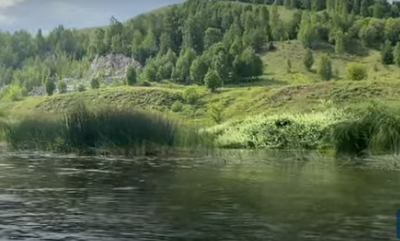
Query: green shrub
206,106,346,149
346,63,368,80
45,79,56,96
91,78,100,89
204,69,222,92
318,54,333,81
171,101,183,112
77,84,86,92
57,81,67,94
303,48,314,71
182,87,199,105
126,65,137,86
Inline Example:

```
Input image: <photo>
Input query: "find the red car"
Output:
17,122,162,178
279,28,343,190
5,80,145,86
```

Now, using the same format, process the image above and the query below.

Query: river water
0,151,399,241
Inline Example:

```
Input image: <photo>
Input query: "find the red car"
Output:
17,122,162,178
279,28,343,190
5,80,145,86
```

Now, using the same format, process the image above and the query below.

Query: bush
171,101,183,112
206,106,346,149
303,48,314,71
77,84,86,92
91,78,100,89
204,69,222,92
58,81,67,94
45,79,56,96
141,80,152,87
346,63,368,80
126,65,137,86
182,87,199,105
318,54,333,81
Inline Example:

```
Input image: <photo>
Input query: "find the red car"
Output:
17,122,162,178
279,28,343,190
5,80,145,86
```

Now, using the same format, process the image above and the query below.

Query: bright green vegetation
4,105,211,155
2,0,400,157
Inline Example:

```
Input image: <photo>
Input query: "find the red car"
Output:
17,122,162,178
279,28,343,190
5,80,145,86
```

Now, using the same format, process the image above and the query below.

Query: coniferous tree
318,54,333,80
303,48,314,71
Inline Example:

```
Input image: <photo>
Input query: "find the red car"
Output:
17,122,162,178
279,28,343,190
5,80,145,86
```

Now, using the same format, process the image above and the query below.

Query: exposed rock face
89,53,142,83
28,86,46,96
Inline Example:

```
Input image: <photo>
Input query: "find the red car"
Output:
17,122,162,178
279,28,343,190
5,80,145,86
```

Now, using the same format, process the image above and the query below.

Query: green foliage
126,65,137,86
234,47,264,80
171,101,183,112
334,30,346,54
298,11,317,48
207,106,345,149
0,83,24,101
346,63,368,80
332,105,400,157
318,54,333,81
209,104,224,124
77,84,86,92
57,80,67,94
172,48,197,84
91,78,100,89
45,78,56,96
303,48,314,71
4,106,210,154
381,40,394,65
204,69,222,92
190,56,209,84
182,87,199,105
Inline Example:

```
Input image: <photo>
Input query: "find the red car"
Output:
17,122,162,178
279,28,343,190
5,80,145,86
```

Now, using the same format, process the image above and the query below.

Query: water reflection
0,151,398,240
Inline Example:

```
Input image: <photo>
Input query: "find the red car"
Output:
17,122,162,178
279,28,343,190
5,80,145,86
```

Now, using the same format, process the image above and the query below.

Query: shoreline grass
3,105,213,156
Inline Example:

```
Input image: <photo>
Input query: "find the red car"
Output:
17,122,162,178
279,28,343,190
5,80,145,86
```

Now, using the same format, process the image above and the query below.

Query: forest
0,0,400,99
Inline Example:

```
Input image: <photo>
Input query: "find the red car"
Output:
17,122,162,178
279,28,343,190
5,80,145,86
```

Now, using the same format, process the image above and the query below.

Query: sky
0,0,185,33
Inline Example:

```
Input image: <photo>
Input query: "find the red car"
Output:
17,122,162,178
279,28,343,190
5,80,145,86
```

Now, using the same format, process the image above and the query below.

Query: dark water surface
0,151,399,241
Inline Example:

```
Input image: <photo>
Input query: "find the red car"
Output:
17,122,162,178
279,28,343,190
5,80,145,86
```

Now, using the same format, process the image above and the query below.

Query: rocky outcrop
89,53,142,83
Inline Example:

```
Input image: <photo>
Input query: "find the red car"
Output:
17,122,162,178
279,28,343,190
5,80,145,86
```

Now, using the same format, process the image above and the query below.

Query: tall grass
206,105,346,149
4,105,212,155
332,105,400,157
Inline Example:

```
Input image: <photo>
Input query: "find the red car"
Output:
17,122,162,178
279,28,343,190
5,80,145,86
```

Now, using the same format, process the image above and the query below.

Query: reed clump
4,105,212,155
332,105,400,157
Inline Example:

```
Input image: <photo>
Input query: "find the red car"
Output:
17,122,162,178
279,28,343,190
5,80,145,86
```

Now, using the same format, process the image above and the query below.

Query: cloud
0,0,25,9
0,0,26,25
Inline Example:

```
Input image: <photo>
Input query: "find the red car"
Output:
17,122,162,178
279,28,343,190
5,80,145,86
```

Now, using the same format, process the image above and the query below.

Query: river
0,151,398,240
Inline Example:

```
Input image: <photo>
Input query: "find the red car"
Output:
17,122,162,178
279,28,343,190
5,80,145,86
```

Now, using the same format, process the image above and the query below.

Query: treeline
226,0,400,19
0,26,90,91
89,0,270,86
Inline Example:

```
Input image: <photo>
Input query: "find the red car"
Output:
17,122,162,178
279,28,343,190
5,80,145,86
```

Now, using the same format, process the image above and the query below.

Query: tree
318,55,333,81
298,11,317,48
45,78,56,96
190,56,209,84
303,48,314,71
234,47,264,80
91,78,100,89
394,42,400,67
335,31,345,54
172,47,197,84
204,69,222,92
212,48,230,82
360,0,370,17
126,65,137,85
204,28,223,50
381,40,394,65
346,63,368,80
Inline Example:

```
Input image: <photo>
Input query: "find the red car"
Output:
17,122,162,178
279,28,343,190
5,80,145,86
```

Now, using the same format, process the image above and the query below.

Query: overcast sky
0,0,185,33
